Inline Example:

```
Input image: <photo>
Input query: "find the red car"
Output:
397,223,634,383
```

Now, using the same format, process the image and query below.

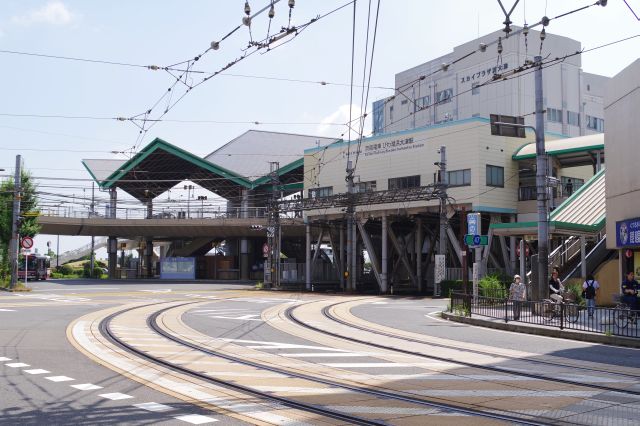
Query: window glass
388,175,421,190
486,165,504,187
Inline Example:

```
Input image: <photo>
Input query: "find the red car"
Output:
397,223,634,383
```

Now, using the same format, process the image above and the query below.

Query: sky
0,0,638,258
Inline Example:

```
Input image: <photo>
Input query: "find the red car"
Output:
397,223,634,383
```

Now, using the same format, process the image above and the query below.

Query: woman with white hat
509,274,527,320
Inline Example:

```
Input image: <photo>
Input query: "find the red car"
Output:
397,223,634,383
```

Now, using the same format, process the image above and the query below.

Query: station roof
82,131,333,202
491,168,606,237
513,133,604,167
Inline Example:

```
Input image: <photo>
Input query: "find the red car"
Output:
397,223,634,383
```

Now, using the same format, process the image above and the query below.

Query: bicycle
542,292,580,323
613,301,638,329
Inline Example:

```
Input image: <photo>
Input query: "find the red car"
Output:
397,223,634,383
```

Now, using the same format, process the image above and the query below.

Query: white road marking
13,293,90,302
71,383,103,390
133,402,174,412
0,357,11,361
371,301,388,305
253,386,342,395
322,362,457,368
139,289,172,293
6,363,30,368
222,338,347,352
0,308,16,312
208,315,262,321
46,376,75,382
191,309,247,313
35,287,120,291
23,369,50,375
174,414,219,424
280,352,374,358
99,392,134,400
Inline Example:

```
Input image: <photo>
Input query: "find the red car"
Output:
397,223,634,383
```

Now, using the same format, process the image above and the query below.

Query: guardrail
38,206,290,220
450,292,640,339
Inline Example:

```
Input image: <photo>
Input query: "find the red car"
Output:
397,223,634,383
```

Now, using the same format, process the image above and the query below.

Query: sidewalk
441,311,640,349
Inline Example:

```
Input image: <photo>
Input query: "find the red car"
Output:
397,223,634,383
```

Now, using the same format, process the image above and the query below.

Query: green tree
0,171,40,281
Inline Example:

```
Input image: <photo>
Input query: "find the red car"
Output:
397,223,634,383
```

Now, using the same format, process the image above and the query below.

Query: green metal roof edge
81,160,105,189
250,158,304,188
513,142,604,160
102,138,252,189
550,167,606,220
490,220,600,233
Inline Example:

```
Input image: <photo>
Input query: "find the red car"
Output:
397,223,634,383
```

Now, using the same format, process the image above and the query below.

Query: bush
440,280,463,297
82,265,104,278
564,282,585,306
50,272,63,279
479,274,507,298
57,264,73,275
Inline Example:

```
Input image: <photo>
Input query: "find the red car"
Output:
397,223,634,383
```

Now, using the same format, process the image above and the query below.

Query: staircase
56,237,108,265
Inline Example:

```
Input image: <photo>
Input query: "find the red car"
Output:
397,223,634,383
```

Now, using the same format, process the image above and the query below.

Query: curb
441,311,640,349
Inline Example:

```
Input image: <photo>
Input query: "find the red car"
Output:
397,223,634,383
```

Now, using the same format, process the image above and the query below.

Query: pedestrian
509,274,526,320
621,271,639,311
566,178,573,196
549,269,564,303
582,274,599,317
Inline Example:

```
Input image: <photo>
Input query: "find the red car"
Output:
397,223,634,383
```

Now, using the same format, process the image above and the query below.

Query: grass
0,280,32,292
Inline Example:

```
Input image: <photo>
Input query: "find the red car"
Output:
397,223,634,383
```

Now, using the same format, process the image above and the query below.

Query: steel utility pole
534,55,549,301
345,161,355,291
9,155,22,288
268,162,281,288
90,182,95,278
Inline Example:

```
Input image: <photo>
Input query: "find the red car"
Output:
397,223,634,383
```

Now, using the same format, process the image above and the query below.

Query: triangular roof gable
101,138,252,189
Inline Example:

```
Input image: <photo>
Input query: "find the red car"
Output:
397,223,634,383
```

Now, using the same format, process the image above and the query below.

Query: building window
567,111,580,126
486,165,504,187
435,88,453,104
447,169,471,187
547,108,563,123
472,83,480,95
388,175,421,190
308,186,333,198
372,99,385,135
586,115,604,132
415,95,430,111
400,99,408,105
389,105,394,122
354,180,377,193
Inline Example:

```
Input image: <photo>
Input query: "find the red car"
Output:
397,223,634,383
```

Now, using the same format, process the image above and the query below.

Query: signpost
472,262,479,303
464,234,489,246
21,236,34,250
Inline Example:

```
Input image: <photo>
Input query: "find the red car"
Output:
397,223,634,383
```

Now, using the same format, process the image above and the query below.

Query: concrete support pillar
240,238,250,281
306,223,311,290
339,224,345,290
510,215,517,277
381,215,388,293
108,237,118,279
520,239,526,286
416,217,423,292
352,219,358,291
580,236,587,279
596,151,602,173
145,239,153,278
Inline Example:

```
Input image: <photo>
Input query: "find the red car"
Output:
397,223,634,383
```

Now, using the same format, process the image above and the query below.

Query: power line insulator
210,41,220,50
243,16,251,27
540,28,547,41
244,1,251,16
288,0,295,9
269,4,275,18
541,16,550,26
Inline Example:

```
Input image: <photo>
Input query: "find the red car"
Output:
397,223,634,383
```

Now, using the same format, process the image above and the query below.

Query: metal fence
450,292,640,339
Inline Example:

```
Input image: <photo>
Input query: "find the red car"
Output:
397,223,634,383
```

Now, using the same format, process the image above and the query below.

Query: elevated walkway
37,216,305,238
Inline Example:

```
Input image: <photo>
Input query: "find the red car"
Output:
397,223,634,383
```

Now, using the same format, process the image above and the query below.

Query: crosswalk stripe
133,402,174,412
99,392,134,400
71,383,103,390
174,414,219,424
6,363,30,368
23,369,51,375
46,376,75,382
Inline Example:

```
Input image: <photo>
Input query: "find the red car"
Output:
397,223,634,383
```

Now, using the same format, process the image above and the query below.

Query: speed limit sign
21,236,34,250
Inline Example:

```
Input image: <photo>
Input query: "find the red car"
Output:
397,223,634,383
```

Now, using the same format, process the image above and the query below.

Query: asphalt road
3,279,640,425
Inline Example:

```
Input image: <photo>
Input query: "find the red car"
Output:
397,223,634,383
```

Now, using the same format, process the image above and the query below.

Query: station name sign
460,63,509,84
617,217,640,248
363,137,424,157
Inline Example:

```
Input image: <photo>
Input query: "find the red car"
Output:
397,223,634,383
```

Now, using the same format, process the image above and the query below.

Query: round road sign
21,236,34,250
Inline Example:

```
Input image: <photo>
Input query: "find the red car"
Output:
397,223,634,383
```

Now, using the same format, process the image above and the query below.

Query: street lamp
183,185,194,218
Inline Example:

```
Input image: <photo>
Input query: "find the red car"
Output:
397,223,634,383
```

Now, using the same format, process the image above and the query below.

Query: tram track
98,301,552,425
282,300,640,398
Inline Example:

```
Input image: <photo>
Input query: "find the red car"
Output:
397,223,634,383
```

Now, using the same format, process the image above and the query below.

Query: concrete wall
605,59,640,249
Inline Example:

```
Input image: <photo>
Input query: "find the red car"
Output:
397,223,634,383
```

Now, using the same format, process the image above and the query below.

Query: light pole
197,195,207,218
184,185,194,218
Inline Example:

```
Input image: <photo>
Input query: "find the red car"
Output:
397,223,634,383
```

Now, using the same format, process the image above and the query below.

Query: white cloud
12,1,77,26
316,104,371,139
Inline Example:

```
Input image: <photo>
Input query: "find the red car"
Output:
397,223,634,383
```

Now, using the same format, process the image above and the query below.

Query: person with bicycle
621,271,639,311
549,269,564,303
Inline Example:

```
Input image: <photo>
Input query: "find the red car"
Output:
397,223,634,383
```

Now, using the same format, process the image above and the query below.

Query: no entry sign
21,236,34,250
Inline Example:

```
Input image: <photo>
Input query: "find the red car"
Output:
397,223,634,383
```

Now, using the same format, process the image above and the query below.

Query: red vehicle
18,254,52,281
